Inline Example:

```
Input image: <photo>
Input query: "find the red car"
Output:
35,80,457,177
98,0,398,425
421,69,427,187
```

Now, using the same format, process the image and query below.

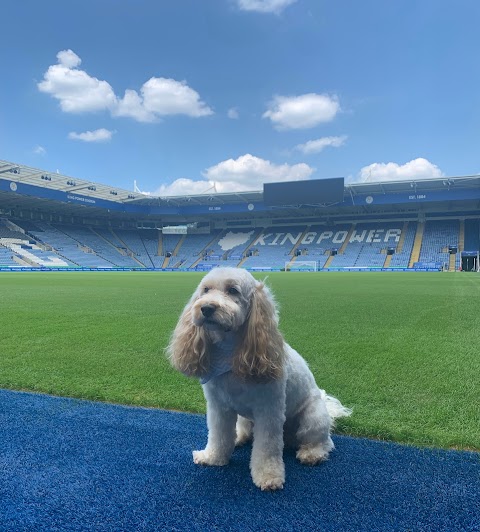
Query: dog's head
167,267,285,381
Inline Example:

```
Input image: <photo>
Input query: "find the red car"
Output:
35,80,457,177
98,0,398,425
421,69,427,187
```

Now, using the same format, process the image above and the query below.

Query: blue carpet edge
1,388,478,532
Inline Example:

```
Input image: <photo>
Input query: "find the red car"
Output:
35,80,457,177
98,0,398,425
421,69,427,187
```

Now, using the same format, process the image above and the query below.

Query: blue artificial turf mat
0,389,478,531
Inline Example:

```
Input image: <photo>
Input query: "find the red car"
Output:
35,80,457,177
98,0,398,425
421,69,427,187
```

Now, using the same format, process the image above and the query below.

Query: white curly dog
167,267,351,491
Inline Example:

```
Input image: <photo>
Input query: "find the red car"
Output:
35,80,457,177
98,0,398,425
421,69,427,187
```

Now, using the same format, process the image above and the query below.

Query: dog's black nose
201,304,216,318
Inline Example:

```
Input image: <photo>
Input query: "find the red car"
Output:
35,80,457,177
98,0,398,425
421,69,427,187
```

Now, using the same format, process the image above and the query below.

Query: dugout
461,251,479,272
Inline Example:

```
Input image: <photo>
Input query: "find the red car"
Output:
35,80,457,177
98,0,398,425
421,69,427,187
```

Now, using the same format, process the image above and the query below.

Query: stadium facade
1,159,479,272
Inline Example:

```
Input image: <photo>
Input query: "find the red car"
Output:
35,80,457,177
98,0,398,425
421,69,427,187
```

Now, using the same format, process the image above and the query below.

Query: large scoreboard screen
263,178,344,206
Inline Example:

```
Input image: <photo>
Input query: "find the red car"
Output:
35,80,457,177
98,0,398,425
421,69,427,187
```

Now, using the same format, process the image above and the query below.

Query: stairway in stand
408,221,425,268
448,254,456,271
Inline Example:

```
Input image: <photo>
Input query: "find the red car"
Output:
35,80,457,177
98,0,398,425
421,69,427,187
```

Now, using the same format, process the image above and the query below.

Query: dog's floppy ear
233,280,285,381
167,291,211,378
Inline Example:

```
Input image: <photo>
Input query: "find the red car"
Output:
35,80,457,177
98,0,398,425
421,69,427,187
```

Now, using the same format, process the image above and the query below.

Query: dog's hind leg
235,416,253,446
295,395,334,465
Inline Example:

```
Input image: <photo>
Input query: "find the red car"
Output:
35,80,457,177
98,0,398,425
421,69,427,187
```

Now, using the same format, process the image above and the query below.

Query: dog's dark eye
203,286,210,293
228,287,239,296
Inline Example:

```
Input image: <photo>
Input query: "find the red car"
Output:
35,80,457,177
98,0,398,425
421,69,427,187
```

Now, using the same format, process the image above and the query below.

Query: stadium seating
389,222,417,268
175,231,223,269
417,220,459,270
240,226,309,269
0,244,20,267
293,224,351,268
0,238,70,267
24,223,118,268
0,217,467,271
0,219,73,267
184,229,261,269
108,229,157,267
209,229,256,260
61,226,140,267
140,230,162,267
328,223,404,268
0,219,27,239
92,228,149,267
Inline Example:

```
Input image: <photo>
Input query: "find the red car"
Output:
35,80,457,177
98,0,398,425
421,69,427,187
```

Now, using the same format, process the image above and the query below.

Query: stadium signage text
67,194,96,205
253,229,402,247
408,194,426,200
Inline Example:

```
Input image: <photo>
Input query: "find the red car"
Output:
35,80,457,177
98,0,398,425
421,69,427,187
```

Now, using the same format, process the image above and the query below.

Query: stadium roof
0,160,136,203
347,176,480,195
1,158,480,210
0,160,480,225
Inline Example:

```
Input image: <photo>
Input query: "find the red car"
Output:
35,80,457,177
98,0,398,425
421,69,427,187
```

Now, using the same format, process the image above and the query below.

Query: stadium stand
138,230,161,268
389,222,417,268
91,228,147,267
0,217,470,271
240,226,312,270
109,229,156,268
210,230,256,261
329,223,404,268
416,220,459,270
0,219,72,267
188,229,266,269
1,159,478,271
0,238,70,267
59,225,139,268
0,242,19,267
159,233,184,268
24,223,117,268
174,231,223,269
290,224,351,269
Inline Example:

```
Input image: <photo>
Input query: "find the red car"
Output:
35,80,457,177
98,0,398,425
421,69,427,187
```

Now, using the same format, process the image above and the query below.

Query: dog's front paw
251,461,285,491
255,474,284,491
192,449,229,466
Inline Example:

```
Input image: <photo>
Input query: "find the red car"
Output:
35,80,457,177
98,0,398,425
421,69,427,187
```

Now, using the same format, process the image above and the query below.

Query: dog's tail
320,390,352,420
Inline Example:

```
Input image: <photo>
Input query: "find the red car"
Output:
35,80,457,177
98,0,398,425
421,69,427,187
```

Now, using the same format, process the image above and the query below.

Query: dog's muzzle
194,302,232,332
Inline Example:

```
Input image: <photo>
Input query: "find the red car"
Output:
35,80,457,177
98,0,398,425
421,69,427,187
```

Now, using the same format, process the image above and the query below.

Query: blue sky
1,0,479,196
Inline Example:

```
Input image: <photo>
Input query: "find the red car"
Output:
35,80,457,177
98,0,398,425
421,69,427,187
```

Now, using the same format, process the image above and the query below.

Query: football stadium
1,159,479,530
1,159,480,273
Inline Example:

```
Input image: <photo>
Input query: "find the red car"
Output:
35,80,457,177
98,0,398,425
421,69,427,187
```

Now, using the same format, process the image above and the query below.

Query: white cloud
227,107,239,119
33,145,46,156
203,153,314,188
237,0,297,14
38,50,117,113
57,49,82,69
68,128,115,142
38,50,213,121
152,154,314,196
295,135,347,154
153,178,218,197
354,158,444,183
114,89,155,123
263,93,340,130
115,77,213,122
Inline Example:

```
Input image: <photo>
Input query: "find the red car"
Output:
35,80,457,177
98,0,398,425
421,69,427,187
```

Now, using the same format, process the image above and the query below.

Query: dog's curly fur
167,267,351,491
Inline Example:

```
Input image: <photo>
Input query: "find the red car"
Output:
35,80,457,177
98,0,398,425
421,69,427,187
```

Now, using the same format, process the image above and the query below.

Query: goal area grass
0,271,478,451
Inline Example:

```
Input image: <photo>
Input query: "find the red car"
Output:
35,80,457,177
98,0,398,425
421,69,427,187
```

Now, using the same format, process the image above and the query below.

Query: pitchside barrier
0,266,443,272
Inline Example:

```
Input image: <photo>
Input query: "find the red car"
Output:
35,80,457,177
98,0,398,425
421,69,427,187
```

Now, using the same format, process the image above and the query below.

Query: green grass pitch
0,271,478,451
